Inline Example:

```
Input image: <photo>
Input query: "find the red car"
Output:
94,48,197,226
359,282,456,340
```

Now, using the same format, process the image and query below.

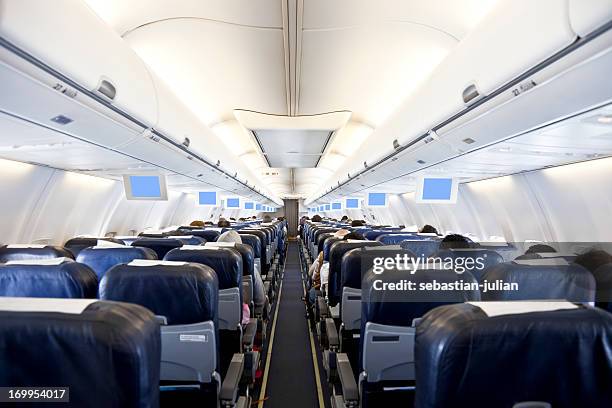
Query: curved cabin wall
0,159,257,246
320,156,612,243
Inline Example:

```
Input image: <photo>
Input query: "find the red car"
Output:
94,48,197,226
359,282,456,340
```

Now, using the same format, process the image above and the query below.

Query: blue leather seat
0,245,74,262
76,246,157,279
322,236,342,261
328,240,383,306
591,263,612,313
481,259,595,302
415,303,612,408
0,258,97,298
434,248,504,281
189,229,221,242
400,239,441,258
63,237,125,257
167,235,206,245
131,238,183,259
0,297,160,408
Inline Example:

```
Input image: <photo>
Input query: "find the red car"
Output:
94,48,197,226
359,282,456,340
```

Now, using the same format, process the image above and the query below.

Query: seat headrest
415,303,612,408
0,260,97,298
188,229,221,241
76,246,158,279
63,237,126,257
341,246,416,291
166,235,206,245
164,247,243,300
399,239,441,258
0,297,160,407
362,267,480,328
0,245,74,262
131,238,184,259
327,240,383,306
481,261,595,302
376,233,433,245
239,234,261,258
100,262,218,326
434,248,504,281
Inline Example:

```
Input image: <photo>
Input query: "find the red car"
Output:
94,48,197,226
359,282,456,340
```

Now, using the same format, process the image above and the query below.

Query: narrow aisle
264,242,319,408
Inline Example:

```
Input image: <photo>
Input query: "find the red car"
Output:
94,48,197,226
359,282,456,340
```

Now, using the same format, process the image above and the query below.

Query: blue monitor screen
130,175,161,198
368,193,386,206
226,198,240,208
244,202,254,210
346,198,359,209
332,202,341,210
199,191,217,205
324,204,330,211
422,178,453,200
318,206,323,211
256,204,262,210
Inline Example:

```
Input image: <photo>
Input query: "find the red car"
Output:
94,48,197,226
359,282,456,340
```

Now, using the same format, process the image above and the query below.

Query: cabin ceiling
84,0,499,198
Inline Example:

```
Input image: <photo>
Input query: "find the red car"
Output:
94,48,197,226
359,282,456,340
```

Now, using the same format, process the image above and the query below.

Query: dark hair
263,215,272,223
351,220,365,227
525,244,557,254
229,217,236,221
277,217,285,221
312,215,322,222
420,224,438,234
217,219,231,228
190,220,205,227
344,231,364,240
574,249,612,273
439,234,471,249
341,215,349,221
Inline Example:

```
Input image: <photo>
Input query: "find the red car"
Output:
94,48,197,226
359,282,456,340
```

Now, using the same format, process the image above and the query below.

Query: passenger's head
238,217,246,221
263,215,272,223
333,229,351,239
525,244,557,254
312,215,322,222
351,220,365,227
229,217,236,221
439,234,471,249
277,217,285,221
217,219,231,228
420,224,438,235
217,230,243,245
343,231,364,240
204,221,214,226
190,220,205,227
574,249,612,273
341,215,349,221
252,216,257,220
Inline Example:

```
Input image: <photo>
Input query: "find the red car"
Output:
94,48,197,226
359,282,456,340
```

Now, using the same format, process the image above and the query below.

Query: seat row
0,219,288,407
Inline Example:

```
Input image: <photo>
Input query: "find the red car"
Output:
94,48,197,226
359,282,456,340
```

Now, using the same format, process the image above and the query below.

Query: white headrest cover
468,301,578,317
6,244,46,249
205,242,236,248
5,257,71,266
0,297,96,314
128,259,187,267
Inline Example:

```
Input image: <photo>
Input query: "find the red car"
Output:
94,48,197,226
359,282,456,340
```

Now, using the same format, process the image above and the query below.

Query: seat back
328,240,383,306
591,263,612,313
434,248,504,282
63,237,125,257
76,246,157,279
189,229,221,242
0,258,97,298
400,239,441,258
100,260,220,383
166,235,206,245
481,259,595,302
0,245,74,262
415,302,612,408
0,297,160,408
131,238,184,259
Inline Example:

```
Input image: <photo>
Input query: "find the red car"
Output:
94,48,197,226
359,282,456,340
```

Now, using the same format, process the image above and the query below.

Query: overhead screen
244,202,254,210
325,204,331,211
345,198,360,209
416,177,458,203
367,193,387,207
124,175,168,201
198,191,218,206
226,198,240,208
256,204,262,211
332,202,341,210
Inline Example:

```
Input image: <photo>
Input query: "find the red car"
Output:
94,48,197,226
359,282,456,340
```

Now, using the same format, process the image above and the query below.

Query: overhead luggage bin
0,297,161,408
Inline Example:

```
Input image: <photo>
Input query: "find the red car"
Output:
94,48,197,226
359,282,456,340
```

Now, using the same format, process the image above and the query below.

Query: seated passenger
217,218,231,228
439,234,472,249
312,215,323,222
419,224,438,234
350,220,366,227
219,230,265,313
341,215,349,222
525,243,557,254
343,231,365,240
263,215,272,223
190,220,205,227
574,249,612,311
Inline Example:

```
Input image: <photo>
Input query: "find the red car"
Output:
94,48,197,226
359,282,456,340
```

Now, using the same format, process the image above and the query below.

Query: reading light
597,115,612,124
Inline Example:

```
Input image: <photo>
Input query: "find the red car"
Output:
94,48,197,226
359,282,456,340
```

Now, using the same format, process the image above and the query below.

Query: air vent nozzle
462,83,479,104
97,79,116,100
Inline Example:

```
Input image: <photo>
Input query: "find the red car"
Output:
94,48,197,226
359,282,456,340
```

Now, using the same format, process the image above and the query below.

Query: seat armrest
317,296,329,320
325,318,339,350
337,353,359,404
242,318,257,351
220,354,245,405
